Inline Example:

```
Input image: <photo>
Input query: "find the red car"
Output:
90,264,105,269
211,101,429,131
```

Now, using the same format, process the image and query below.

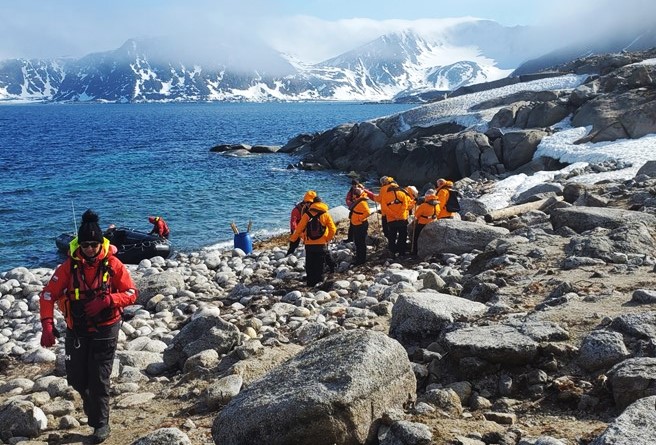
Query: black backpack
445,188,461,213
306,211,326,240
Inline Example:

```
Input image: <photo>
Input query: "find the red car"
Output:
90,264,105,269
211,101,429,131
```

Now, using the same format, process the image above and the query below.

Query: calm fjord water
0,102,413,271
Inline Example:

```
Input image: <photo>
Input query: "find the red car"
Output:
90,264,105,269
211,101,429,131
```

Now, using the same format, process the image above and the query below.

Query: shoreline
2,176,656,443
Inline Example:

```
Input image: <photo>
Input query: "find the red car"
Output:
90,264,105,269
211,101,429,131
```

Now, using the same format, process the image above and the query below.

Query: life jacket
383,185,411,221
306,211,327,240
416,199,441,225
59,238,120,333
349,195,370,226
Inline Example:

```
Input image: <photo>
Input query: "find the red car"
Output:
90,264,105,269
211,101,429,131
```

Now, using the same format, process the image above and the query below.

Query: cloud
2,0,655,64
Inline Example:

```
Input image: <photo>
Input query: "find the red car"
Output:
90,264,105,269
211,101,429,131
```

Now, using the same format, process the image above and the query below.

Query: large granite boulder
389,292,486,344
212,330,416,445
443,325,539,366
417,219,510,258
607,357,656,409
590,396,656,445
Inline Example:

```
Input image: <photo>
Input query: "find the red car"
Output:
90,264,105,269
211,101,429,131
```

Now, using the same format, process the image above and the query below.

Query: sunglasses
80,241,100,248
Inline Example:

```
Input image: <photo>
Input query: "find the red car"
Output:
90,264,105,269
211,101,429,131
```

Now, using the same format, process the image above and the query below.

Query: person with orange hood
348,185,372,265
376,176,413,257
290,192,337,286
39,209,137,443
148,215,170,239
435,179,457,219
412,189,441,255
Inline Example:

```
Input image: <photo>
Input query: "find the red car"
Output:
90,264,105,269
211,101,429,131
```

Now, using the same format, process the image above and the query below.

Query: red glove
84,292,112,318
40,318,57,347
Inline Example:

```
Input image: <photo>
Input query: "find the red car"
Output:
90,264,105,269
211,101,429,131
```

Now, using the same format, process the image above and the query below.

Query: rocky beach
3,49,656,445
1,165,656,444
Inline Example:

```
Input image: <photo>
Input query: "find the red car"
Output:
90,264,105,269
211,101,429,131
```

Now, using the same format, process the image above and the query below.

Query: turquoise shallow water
0,102,414,271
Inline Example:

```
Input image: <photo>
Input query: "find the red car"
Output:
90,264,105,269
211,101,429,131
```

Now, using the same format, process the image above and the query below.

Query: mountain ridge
0,20,544,103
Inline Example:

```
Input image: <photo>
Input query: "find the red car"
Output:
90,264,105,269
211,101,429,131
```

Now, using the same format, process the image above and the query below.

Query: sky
2,0,655,63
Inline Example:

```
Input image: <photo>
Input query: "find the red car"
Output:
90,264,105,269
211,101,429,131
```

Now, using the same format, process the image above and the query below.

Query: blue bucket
233,232,253,254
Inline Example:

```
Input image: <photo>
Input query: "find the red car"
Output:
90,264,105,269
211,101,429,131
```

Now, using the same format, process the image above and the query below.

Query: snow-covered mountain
0,20,546,103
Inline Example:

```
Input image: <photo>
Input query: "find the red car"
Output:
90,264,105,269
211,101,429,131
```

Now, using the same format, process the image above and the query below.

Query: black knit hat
78,209,103,243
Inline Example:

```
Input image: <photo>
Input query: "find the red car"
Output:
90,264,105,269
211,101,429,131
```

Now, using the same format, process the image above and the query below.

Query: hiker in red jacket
39,209,137,443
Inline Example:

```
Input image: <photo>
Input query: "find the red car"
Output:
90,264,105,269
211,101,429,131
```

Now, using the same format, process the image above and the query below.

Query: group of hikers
34,178,454,443
287,176,458,286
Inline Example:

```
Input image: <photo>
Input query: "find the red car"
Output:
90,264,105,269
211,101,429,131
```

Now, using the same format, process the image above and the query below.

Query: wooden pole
484,196,563,223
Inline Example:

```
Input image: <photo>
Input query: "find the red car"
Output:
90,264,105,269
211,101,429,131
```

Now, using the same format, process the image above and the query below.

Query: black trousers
352,222,368,264
381,216,390,242
388,219,408,256
65,322,120,428
305,244,327,286
412,223,426,254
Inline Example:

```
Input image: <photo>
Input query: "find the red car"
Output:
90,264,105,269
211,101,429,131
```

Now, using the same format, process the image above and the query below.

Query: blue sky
1,0,653,61
273,0,559,26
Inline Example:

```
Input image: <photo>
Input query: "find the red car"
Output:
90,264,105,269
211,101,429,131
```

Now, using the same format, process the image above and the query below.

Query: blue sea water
0,102,414,272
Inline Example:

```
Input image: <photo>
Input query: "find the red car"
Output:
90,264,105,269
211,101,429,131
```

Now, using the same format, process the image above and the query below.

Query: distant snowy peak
0,22,538,103
0,58,66,101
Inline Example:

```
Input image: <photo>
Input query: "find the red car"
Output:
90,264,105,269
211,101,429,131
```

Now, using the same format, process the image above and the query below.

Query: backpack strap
349,197,367,216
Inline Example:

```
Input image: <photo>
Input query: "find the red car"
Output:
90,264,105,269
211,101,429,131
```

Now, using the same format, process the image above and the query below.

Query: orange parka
436,180,456,219
349,192,371,226
39,238,137,331
415,194,441,225
290,201,336,245
376,182,413,222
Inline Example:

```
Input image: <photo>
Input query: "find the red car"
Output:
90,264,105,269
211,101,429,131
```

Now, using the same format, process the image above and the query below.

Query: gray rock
513,183,564,205
212,330,416,445
130,427,192,445
512,320,570,342
389,292,486,343
578,330,630,372
501,130,547,171
636,160,656,177
418,219,509,258
607,357,656,409
610,312,656,342
115,392,156,408
378,420,432,445
565,223,656,262
550,207,656,233
204,374,243,410
0,400,47,441
590,396,656,445
444,325,539,365
631,289,656,304
519,436,567,445
136,270,185,305
163,311,240,370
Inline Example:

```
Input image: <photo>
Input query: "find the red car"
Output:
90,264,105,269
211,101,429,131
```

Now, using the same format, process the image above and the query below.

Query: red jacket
346,186,374,207
290,201,310,233
39,238,137,331
149,216,170,237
